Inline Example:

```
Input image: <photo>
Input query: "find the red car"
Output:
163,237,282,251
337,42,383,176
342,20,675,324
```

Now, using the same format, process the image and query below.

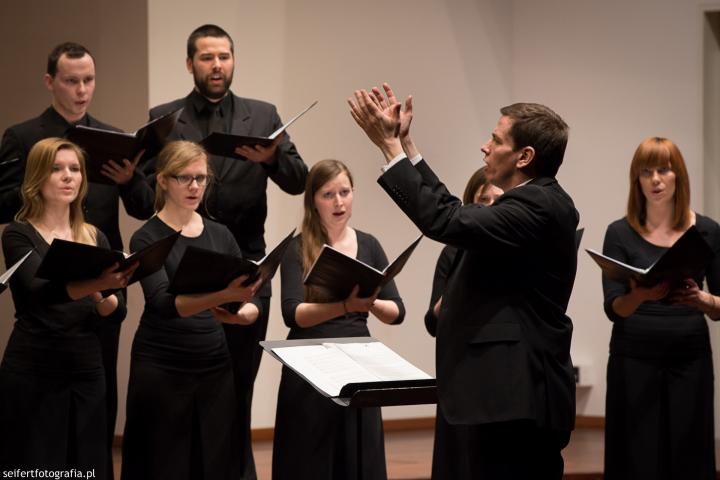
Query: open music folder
261,337,435,405
263,337,436,478
168,229,295,293
35,231,180,286
167,229,295,313
303,235,422,302
586,225,714,287
66,108,182,184
200,100,318,157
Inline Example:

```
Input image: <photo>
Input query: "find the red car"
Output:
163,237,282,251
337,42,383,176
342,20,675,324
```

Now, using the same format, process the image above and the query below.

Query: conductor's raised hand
101,149,145,185
373,83,413,143
348,88,404,162
343,285,381,313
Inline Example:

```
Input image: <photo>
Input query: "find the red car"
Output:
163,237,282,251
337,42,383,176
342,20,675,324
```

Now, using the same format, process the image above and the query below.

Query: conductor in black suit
146,24,307,479
0,42,155,479
349,84,578,479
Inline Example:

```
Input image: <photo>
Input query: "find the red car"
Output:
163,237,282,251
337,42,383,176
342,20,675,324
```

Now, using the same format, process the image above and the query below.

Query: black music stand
261,336,437,480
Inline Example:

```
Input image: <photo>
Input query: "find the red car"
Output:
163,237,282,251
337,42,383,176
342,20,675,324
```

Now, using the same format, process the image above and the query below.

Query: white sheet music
272,342,432,397
333,342,432,381
0,250,32,284
268,100,318,139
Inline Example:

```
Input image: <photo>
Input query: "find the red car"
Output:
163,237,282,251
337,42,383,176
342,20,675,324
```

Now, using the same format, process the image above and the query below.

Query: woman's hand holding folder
343,285,381,314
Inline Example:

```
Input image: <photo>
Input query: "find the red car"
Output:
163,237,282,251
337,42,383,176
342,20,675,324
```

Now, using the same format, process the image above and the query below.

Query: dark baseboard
251,427,273,442
114,415,606,446
575,415,605,428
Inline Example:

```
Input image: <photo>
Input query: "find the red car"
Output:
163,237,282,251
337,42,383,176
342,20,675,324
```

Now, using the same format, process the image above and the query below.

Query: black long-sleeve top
423,245,458,337
1,221,126,372
280,231,405,340
147,93,308,261
602,215,720,358
130,216,264,369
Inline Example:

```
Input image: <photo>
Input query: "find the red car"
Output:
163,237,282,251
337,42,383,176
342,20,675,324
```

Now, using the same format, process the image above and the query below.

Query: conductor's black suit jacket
148,93,307,260
0,107,155,250
379,158,578,432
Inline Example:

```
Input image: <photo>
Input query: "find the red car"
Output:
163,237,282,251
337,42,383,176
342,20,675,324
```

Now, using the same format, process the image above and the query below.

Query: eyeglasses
171,174,209,186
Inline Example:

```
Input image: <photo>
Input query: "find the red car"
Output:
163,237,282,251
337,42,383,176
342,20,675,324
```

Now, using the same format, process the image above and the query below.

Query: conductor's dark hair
47,42,93,77
187,24,234,59
500,103,569,178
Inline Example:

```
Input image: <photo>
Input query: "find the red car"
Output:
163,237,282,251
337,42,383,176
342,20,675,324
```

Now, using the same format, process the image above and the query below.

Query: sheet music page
585,248,649,274
0,250,32,284
74,125,136,137
268,100,318,139
272,344,381,397
331,342,432,381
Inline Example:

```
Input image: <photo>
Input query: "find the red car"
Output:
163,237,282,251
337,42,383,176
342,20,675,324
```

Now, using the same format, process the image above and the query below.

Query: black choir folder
66,108,182,185
200,100,318,157
0,250,32,294
35,232,180,287
260,337,436,407
304,235,423,302
167,230,296,312
586,225,714,287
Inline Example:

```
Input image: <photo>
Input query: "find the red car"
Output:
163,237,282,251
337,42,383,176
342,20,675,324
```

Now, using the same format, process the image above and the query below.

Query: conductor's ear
516,146,535,169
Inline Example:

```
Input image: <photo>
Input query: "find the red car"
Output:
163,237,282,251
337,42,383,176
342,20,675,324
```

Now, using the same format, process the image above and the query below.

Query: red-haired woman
602,137,720,479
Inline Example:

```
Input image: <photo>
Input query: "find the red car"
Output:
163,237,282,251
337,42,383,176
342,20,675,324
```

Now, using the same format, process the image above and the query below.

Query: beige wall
510,0,713,416
145,0,720,433
0,1,149,131
3,0,720,436
145,0,515,429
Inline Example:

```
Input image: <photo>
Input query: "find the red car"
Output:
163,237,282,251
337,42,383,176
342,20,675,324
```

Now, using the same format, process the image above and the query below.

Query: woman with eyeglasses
0,138,132,477
121,141,263,480
601,137,720,479
271,159,405,480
